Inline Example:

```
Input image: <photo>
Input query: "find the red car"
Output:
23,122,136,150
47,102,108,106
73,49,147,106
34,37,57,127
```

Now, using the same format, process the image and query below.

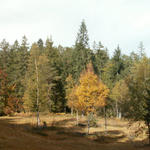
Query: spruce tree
23,43,55,113
92,41,109,77
17,36,29,98
0,39,10,73
73,20,92,80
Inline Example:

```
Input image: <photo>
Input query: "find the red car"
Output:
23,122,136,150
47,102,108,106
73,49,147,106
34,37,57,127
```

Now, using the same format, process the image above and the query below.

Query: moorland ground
0,113,150,150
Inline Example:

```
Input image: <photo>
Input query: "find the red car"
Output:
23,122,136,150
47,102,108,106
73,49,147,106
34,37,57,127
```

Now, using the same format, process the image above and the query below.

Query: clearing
0,113,149,150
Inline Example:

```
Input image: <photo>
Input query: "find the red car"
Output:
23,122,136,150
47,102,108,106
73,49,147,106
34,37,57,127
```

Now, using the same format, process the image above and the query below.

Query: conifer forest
1,20,150,149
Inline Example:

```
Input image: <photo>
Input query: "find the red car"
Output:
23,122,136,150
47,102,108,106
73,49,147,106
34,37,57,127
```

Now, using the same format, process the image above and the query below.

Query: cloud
0,0,149,56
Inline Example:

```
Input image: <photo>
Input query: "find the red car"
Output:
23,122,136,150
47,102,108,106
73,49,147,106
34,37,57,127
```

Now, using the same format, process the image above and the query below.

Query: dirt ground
0,113,150,150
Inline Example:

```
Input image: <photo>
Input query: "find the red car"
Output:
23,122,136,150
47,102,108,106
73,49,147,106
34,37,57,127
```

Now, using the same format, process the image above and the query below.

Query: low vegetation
0,113,150,150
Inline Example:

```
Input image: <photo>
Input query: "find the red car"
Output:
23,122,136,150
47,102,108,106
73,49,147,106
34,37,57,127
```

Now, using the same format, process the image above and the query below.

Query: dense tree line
0,20,150,137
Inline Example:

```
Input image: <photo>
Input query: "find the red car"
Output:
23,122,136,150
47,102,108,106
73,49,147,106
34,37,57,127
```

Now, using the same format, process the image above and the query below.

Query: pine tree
92,41,109,77
138,41,145,59
126,57,150,144
0,69,7,115
112,45,124,79
73,20,92,80
65,74,76,115
44,38,66,112
0,39,10,73
24,44,47,111
17,36,29,98
102,46,124,88
75,20,89,49
37,38,44,51
23,43,59,113
60,47,74,81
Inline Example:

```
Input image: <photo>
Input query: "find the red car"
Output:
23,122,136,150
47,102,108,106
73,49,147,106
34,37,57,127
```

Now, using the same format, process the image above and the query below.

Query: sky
0,0,150,56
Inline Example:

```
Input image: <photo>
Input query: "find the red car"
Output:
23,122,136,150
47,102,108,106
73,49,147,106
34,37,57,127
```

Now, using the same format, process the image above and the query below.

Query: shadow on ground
0,116,150,150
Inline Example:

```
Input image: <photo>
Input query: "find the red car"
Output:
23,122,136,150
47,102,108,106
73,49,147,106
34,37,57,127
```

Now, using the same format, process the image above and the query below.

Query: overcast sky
0,0,150,56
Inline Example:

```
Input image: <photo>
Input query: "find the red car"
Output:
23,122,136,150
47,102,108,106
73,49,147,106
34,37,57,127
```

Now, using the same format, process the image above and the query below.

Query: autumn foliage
67,63,109,115
0,69,21,115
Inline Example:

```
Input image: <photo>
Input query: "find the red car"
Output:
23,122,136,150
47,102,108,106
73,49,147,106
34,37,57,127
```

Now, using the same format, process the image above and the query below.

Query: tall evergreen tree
37,38,44,51
112,46,124,77
73,20,92,80
138,41,145,59
75,20,89,49
92,41,109,77
126,57,150,144
17,36,29,98
44,38,65,112
0,39,10,73
23,43,56,113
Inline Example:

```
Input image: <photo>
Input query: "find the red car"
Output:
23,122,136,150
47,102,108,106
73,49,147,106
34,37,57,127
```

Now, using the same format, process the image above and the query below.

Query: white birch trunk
35,58,40,127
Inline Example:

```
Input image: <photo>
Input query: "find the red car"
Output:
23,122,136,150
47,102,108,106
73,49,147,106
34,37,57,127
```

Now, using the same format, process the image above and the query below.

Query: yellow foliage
111,80,129,103
65,75,77,110
56,113,66,115
67,85,78,109
75,63,109,114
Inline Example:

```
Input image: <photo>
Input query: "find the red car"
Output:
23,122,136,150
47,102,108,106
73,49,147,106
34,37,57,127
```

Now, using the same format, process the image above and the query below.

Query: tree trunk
116,101,119,118
76,110,79,126
49,100,52,113
118,112,122,119
35,58,40,127
147,122,150,145
87,118,90,135
71,107,73,115
104,107,107,132
48,87,52,113
87,112,93,135
37,111,40,127
82,111,84,117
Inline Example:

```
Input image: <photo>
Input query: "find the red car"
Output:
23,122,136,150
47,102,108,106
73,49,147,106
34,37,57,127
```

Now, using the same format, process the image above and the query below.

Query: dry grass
0,113,149,150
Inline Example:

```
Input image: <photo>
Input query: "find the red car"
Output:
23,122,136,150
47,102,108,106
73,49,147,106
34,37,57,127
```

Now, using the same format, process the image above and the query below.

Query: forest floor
0,113,150,150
